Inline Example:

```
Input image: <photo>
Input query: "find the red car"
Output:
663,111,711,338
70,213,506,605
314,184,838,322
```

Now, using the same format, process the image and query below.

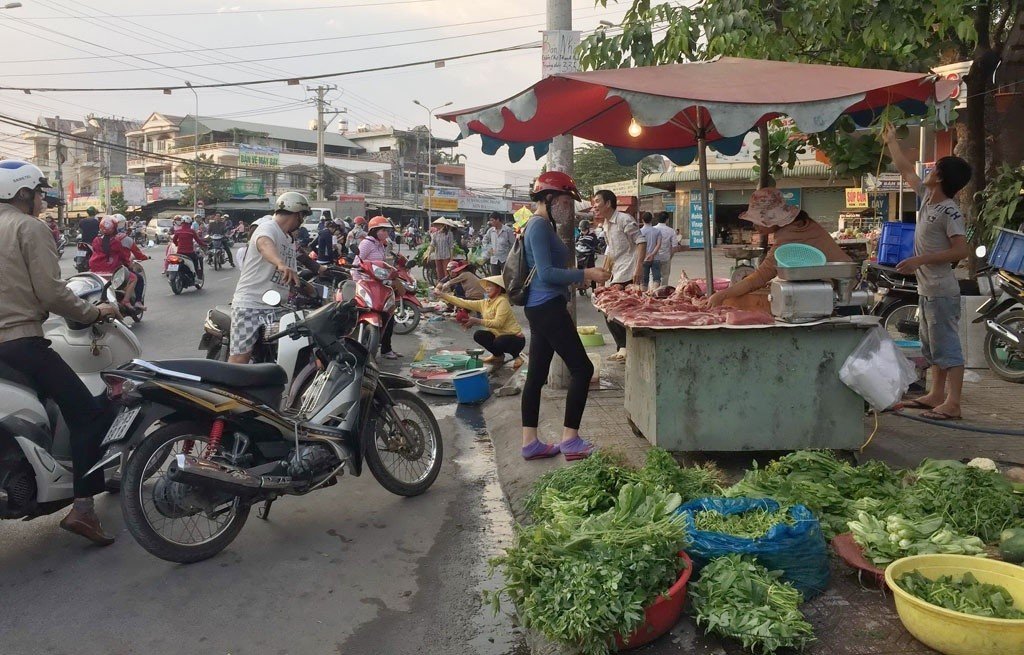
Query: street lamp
185,81,199,218
412,99,452,224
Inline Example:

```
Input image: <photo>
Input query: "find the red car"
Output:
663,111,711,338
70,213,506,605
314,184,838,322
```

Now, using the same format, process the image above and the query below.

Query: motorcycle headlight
372,265,390,281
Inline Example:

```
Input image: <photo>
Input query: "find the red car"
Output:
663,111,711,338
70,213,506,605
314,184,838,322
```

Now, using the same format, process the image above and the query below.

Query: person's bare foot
926,402,962,420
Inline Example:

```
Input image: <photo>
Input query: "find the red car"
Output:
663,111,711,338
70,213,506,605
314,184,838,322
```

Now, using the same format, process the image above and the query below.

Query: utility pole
413,100,453,224
54,115,65,229
545,0,579,389
308,84,345,201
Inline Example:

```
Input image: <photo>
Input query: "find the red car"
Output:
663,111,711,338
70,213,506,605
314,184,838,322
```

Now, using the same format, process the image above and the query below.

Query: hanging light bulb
628,117,643,138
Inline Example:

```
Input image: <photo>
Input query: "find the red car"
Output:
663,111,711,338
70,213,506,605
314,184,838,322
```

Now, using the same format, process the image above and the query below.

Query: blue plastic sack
678,497,830,600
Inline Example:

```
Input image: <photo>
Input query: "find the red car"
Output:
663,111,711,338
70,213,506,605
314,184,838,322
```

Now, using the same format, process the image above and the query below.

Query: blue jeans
642,260,662,287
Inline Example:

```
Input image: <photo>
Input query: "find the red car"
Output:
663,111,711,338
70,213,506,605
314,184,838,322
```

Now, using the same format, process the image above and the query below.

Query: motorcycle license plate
101,406,141,447
77,247,88,255
167,264,179,271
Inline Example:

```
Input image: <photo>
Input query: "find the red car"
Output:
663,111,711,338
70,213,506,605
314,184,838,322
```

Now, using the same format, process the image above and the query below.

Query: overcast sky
0,0,633,190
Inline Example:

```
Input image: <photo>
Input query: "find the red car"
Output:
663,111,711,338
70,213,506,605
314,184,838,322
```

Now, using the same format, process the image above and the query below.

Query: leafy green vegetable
690,554,815,655
524,448,721,523
896,570,1024,620
693,506,795,539
489,484,689,655
900,459,1024,544
725,451,903,539
847,510,986,565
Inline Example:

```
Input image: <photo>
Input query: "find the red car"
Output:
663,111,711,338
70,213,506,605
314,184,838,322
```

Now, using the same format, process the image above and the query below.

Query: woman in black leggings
520,172,610,461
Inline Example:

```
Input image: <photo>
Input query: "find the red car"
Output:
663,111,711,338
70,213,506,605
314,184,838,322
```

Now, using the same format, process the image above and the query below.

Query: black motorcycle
206,234,230,271
92,298,443,563
866,262,979,342
973,245,1024,382
74,240,92,273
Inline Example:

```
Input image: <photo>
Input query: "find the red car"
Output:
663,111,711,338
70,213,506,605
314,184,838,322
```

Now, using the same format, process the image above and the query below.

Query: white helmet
274,191,311,216
0,160,51,201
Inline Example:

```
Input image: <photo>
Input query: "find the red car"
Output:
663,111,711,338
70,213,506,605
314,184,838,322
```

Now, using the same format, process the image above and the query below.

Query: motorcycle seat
150,359,287,388
211,306,232,334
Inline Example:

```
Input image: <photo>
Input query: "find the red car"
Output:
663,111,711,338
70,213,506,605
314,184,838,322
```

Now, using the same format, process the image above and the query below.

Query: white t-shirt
655,223,675,261
603,211,644,284
232,219,296,309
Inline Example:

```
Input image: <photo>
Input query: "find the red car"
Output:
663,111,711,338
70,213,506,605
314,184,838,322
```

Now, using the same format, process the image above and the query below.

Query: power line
0,42,542,92
9,0,444,19
10,23,562,77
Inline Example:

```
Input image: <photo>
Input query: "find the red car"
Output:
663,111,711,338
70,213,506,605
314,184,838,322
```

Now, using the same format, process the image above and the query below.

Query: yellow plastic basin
885,554,1024,655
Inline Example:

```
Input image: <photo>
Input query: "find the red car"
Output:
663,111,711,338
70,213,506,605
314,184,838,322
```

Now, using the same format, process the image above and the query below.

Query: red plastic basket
613,551,693,650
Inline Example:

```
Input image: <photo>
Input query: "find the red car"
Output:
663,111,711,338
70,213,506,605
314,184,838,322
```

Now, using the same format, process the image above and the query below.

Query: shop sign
780,188,801,207
458,193,510,213
845,188,869,209
238,144,280,169
594,179,663,197
688,190,715,249
862,172,909,193
424,186,460,212
121,176,146,206
231,177,266,198
869,193,890,221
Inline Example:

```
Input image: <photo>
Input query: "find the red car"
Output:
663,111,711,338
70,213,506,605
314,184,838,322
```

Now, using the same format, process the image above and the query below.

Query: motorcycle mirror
975,245,987,258
111,266,128,288
261,289,282,307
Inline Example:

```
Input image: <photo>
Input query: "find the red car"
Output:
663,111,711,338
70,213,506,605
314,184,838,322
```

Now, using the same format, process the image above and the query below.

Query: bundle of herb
490,484,688,655
524,449,722,523
690,554,815,655
896,570,1024,619
900,459,1024,543
693,506,795,539
726,451,903,539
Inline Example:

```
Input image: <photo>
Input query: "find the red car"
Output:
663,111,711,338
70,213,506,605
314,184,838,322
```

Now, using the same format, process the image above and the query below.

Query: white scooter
0,268,142,520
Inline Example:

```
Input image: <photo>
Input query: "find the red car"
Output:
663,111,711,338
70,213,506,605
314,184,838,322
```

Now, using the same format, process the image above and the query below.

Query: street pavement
0,245,527,655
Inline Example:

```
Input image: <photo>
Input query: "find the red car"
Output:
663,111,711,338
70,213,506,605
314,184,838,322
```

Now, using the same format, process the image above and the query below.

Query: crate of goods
877,222,916,266
990,228,1024,276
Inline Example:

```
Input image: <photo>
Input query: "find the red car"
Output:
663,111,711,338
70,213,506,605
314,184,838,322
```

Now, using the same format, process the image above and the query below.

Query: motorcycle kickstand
257,498,275,521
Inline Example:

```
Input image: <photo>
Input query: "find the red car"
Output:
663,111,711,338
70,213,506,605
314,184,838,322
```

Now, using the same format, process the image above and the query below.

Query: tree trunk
998,11,1024,169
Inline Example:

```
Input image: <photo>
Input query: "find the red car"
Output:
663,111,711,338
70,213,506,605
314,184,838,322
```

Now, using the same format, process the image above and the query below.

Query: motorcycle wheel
169,273,184,295
364,389,443,497
121,421,250,564
984,309,1024,383
392,300,421,335
420,264,437,286
882,301,919,342
214,253,222,272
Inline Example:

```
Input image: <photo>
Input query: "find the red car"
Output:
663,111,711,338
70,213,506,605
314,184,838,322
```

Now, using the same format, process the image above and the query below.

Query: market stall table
619,317,873,452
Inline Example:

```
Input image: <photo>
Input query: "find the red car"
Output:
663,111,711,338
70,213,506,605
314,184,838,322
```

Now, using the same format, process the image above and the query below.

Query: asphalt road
0,245,527,655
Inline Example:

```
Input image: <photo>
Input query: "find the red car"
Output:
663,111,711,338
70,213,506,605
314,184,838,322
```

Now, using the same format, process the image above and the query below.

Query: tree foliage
571,143,659,198
178,154,231,208
579,1,1023,213
109,190,128,215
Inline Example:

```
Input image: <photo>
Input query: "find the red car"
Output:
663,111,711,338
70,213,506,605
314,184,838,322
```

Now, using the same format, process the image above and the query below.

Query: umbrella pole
697,134,714,297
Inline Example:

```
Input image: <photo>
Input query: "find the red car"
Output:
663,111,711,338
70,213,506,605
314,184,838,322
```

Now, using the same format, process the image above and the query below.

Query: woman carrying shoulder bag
520,172,610,461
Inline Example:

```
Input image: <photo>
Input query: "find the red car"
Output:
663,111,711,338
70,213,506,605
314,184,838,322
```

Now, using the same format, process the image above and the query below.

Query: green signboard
238,144,280,169
231,177,266,197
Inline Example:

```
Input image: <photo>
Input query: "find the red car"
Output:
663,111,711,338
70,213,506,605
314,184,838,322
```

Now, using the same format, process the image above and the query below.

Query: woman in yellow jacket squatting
436,275,526,369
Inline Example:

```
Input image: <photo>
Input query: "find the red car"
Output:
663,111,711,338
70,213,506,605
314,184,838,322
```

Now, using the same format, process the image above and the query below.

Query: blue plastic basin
451,368,490,404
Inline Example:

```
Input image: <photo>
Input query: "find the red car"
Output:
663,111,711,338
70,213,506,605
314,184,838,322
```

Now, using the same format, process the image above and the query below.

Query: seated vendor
708,187,851,307
436,275,526,369
437,260,486,300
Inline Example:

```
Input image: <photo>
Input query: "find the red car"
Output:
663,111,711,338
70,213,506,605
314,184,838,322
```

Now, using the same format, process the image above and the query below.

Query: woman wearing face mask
356,216,404,359
519,172,611,462
436,275,526,369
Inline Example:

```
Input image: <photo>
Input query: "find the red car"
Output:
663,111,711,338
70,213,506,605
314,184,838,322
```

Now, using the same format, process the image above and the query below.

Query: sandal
522,440,560,460
560,436,596,461
901,399,935,410
512,356,525,370
920,410,962,421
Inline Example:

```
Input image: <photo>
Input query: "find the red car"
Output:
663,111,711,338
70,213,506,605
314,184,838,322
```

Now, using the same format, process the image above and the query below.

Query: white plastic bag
839,327,917,410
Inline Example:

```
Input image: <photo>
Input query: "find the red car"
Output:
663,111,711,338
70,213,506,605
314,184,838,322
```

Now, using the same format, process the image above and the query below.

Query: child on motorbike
575,219,599,296
89,216,143,310
435,275,526,369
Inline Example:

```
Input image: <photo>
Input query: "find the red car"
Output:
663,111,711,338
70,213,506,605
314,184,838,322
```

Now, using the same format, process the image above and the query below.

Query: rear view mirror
262,289,282,306
975,245,987,258
111,266,128,288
